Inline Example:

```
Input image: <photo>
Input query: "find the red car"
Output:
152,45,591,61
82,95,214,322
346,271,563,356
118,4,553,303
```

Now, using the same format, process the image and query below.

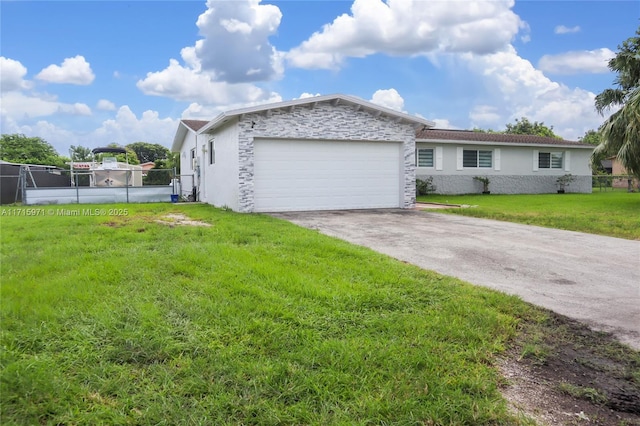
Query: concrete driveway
271,209,640,350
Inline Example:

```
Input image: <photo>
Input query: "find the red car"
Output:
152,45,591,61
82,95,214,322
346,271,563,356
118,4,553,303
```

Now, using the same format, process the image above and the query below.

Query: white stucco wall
179,130,200,200
416,142,594,194
202,120,240,210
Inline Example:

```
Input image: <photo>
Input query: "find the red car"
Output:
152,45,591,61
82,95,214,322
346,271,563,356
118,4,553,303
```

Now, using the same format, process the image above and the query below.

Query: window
539,152,563,169
463,149,492,168
416,148,434,167
190,148,196,170
209,140,215,165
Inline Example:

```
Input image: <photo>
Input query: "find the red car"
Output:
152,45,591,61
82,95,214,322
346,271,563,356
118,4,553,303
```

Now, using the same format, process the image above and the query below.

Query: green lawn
417,191,640,240
0,203,538,425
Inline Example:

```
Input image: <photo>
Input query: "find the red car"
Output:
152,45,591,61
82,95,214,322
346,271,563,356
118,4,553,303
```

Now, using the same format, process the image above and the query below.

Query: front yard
1,203,638,424
417,191,640,240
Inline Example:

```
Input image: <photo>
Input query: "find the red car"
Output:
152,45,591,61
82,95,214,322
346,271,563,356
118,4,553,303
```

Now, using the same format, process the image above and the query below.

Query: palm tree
593,28,640,179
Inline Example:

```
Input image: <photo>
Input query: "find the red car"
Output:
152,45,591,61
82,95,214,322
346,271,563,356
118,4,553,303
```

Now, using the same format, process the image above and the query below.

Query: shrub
416,177,436,195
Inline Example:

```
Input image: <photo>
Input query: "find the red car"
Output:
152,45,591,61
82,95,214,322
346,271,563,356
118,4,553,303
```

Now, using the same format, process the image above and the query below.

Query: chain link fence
4,166,197,205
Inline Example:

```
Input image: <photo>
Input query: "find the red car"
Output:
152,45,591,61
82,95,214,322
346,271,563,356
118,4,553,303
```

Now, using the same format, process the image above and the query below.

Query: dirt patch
155,213,211,227
500,310,640,425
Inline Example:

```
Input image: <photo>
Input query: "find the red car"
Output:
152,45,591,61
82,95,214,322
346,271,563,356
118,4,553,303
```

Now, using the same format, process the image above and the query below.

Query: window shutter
564,151,571,171
494,148,501,171
456,147,463,170
533,150,539,171
435,146,443,171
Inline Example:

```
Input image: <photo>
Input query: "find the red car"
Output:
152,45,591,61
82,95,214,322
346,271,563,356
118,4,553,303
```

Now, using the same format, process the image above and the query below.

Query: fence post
126,170,130,203
76,172,80,204
173,167,177,195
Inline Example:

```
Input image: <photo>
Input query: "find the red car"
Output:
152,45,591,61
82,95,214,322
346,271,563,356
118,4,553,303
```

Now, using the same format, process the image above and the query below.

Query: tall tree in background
93,143,140,165
594,28,640,179
503,117,560,138
0,134,66,167
126,142,170,164
69,145,93,162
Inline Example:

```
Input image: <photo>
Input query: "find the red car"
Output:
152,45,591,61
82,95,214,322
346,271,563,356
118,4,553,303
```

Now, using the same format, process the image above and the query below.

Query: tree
580,129,602,146
0,134,66,167
504,117,560,138
94,143,140,165
593,28,640,179
126,142,170,164
70,145,93,162
143,158,173,185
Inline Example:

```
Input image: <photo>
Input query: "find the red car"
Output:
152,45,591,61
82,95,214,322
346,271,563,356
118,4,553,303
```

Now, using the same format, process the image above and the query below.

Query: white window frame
190,148,196,170
538,151,563,169
416,148,434,168
462,149,493,169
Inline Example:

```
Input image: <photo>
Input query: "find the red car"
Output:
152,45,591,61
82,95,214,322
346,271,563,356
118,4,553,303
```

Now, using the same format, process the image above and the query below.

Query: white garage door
253,139,402,212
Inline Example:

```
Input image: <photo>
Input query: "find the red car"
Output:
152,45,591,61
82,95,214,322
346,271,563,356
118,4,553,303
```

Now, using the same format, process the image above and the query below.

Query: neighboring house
172,94,434,212
609,156,640,189
415,129,595,194
140,161,156,176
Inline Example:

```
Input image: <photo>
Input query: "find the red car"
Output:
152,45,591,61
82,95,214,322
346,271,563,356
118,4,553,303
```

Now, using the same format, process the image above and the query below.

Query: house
172,94,434,212
609,156,639,190
415,129,595,194
140,161,156,176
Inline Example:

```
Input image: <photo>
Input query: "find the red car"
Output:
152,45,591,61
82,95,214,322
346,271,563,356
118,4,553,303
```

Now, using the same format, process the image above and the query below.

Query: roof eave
416,138,595,149
171,122,190,152
198,94,435,134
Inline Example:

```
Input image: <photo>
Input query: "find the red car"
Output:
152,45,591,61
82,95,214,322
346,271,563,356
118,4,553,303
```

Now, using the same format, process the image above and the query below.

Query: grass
417,191,640,240
556,383,607,405
0,203,541,425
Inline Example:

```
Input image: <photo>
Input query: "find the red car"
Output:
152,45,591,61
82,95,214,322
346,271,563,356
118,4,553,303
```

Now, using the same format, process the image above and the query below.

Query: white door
253,139,402,212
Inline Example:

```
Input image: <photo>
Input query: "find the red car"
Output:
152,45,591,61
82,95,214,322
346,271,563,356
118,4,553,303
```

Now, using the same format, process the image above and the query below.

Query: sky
1,0,638,156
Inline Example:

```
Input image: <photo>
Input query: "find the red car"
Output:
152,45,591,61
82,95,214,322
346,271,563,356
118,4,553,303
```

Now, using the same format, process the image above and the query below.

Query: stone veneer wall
235,102,417,212
418,174,593,195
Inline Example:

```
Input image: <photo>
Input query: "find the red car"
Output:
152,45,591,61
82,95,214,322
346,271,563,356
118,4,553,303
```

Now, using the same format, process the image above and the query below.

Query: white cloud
193,0,283,82
1,106,179,155
137,58,278,106
555,25,580,34
431,118,458,129
287,0,526,69
0,57,32,92
462,46,608,139
370,88,405,112
138,1,286,112
469,105,501,126
0,116,80,156
35,55,95,85
97,99,116,111
538,48,614,75
296,92,322,99
181,92,283,120
0,91,92,120
90,106,178,148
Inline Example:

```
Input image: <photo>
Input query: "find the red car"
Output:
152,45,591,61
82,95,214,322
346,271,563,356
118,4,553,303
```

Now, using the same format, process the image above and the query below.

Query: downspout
200,134,206,203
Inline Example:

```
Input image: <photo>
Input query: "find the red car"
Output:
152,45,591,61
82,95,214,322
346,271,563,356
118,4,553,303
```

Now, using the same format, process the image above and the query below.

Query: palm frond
596,87,640,179
595,89,627,115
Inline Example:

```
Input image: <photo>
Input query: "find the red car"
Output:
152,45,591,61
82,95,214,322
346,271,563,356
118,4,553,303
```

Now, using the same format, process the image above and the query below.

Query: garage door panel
254,139,402,212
